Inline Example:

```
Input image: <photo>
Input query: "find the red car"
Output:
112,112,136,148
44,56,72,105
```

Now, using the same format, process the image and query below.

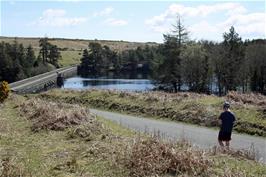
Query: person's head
223,101,230,111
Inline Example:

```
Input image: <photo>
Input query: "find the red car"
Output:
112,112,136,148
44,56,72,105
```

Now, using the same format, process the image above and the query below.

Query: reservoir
63,76,155,91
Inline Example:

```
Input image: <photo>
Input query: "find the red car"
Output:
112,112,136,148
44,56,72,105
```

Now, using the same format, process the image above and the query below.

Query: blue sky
1,0,265,42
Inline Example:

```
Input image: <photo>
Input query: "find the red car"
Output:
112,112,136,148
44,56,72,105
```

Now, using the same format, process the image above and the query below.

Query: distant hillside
0,36,158,52
0,36,159,66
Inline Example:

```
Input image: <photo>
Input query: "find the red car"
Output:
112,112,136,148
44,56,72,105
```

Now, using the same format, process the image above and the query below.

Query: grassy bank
0,95,130,176
0,94,265,176
38,89,266,137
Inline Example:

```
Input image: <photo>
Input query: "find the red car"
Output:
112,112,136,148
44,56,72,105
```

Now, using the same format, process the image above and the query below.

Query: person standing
56,72,64,88
218,102,236,149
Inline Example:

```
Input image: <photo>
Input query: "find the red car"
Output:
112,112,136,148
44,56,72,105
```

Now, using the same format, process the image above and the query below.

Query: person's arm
232,113,236,125
218,113,222,126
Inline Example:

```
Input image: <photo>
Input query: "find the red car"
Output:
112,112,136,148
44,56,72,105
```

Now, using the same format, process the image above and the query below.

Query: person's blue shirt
219,111,236,132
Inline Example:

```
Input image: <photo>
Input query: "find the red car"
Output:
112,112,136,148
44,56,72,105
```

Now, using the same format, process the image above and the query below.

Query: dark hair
223,102,230,109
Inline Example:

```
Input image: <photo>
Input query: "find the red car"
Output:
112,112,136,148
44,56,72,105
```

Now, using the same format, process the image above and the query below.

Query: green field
59,50,82,66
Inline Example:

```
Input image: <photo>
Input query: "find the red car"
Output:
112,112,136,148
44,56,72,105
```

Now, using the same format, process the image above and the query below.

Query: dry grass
209,145,256,161
67,120,107,141
227,91,266,107
19,98,90,132
117,90,205,102
67,125,263,177
119,136,263,177
0,157,30,177
120,137,213,177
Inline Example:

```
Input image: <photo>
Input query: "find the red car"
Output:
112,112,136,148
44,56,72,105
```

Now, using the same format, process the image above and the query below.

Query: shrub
67,121,105,141
19,98,90,132
122,137,212,176
227,91,266,106
0,81,10,103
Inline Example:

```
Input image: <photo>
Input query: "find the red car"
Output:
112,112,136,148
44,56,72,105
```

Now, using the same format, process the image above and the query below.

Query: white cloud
104,18,128,26
188,21,219,40
189,12,266,40
42,9,66,18
33,9,87,27
93,7,127,27
218,12,265,28
145,3,265,40
94,7,114,17
218,12,266,36
145,3,246,30
237,22,265,35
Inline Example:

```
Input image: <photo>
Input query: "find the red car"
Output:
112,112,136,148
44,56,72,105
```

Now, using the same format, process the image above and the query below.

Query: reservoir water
63,76,155,91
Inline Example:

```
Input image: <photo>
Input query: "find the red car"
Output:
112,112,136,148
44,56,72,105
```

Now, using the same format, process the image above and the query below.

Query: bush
19,98,90,132
122,137,212,176
227,91,266,106
0,81,10,103
67,120,105,141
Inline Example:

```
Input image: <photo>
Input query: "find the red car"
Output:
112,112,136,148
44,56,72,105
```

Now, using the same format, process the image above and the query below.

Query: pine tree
25,45,36,68
154,15,189,92
88,42,103,75
39,37,49,64
172,15,189,46
25,45,36,76
48,45,60,68
245,42,266,93
222,26,244,93
80,49,90,67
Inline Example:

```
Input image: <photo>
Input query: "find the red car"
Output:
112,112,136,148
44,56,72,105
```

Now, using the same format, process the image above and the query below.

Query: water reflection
63,77,155,91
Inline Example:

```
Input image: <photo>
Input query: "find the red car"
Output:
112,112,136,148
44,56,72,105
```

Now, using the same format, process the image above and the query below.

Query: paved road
90,109,266,163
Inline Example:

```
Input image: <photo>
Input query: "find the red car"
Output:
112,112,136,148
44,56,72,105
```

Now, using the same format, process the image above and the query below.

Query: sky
1,0,265,43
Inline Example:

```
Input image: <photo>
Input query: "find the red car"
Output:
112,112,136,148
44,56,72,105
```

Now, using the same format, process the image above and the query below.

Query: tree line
153,17,265,95
78,42,156,77
0,37,61,83
79,17,265,95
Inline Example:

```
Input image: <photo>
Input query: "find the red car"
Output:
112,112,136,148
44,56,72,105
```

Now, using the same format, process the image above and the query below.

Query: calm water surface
63,77,155,91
